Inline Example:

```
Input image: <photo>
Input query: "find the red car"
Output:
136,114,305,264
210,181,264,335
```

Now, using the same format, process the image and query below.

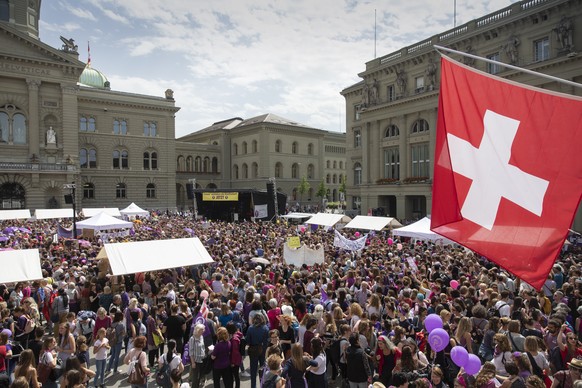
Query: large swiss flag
431,56,582,290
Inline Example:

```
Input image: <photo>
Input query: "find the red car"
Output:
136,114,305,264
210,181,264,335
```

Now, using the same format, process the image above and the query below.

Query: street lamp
63,182,77,239
269,177,278,217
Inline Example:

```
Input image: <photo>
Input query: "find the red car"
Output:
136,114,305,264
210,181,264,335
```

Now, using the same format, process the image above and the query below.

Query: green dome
79,64,110,89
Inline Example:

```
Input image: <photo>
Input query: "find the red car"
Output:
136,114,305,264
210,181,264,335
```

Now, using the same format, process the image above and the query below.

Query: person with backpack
262,354,286,388
157,339,184,388
105,311,126,374
123,336,150,388
345,332,372,388
211,327,233,388
492,334,514,378
550,358,582,388
524,336,551,387
494,291,511,318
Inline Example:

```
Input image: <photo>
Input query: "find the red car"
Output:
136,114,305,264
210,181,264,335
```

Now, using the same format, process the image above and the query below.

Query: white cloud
69,7,97,21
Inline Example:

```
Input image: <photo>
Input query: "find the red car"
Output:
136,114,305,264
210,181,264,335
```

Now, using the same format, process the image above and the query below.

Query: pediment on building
0,23,85,71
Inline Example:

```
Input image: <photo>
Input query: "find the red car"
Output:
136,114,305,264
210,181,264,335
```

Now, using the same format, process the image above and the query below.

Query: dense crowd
0,213,581,388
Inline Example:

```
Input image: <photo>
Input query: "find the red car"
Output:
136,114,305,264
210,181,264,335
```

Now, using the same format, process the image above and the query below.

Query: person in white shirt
93,328,110,388
495,291,512,318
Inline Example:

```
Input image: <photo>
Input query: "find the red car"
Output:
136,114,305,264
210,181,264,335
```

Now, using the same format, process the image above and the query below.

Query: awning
0,249,43,283
393,217,456,244
344,215,403,230
280,212,315,219
98,237,214,276
305,212,352,227
76,212,133,231
0,209,31,220
82,208,121,218
35,208,74,219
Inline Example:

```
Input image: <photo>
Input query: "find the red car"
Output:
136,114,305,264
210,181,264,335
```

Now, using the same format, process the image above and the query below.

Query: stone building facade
341,0,582,229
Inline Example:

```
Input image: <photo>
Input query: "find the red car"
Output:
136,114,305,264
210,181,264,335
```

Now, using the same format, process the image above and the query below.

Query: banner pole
433,44,582,89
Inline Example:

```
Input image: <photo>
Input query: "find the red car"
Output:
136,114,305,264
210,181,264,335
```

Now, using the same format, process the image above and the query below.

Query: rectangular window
486,52,501,74
383,148,400,179
387,84,395,102
411,143,430,177
354,105,361,121
534,37,550,62
143,122,157,137
415,77,425,93
354,130,361,148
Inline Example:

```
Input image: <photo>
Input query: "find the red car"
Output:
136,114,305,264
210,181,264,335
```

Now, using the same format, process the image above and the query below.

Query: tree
316,180,327,209
297,176,310,203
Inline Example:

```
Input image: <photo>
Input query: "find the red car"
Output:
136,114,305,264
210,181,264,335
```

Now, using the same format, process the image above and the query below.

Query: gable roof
0,21,85,71
237,113,311,128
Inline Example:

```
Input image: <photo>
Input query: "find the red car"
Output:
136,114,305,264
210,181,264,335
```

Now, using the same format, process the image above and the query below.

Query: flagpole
433,44,582,89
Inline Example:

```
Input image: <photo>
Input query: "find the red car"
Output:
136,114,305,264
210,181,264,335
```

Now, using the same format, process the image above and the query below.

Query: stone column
27,79,41,158
362,122,370,183
60,84,79,165
399,115,408,179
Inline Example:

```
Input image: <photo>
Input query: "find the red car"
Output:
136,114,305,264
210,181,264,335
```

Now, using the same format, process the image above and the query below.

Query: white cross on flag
431,56,582,290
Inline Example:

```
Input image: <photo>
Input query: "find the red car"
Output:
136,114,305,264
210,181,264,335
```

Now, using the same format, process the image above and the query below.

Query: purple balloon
1,329,11,338
428,328,449,352
451,345,469,368
424,313,443,333
464,354,482,375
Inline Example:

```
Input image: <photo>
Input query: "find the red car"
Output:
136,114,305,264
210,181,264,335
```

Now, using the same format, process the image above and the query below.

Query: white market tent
305,212,352,227
76,212,133,231
392,217,456,244
119,203,150,218
280,212,314,220
35,208,74,219
344,215,403,231
0,249,43,283
82,208,121,218
0,209,31,220
98,237,213,275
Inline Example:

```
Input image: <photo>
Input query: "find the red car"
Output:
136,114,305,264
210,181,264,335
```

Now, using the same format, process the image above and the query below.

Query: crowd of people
0,213,580,388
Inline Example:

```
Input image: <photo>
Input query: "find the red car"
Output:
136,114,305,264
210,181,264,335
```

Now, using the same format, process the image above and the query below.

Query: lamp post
63,182,77,239
269,177,278,217
189,178,197,220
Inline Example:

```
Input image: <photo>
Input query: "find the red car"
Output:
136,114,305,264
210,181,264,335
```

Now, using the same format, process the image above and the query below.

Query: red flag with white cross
431,55,582,290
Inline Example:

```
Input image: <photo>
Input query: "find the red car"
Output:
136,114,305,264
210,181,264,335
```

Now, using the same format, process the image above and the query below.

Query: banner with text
202,192,239,201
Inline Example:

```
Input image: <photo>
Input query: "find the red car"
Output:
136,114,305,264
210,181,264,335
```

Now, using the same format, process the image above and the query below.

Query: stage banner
202,192,239,201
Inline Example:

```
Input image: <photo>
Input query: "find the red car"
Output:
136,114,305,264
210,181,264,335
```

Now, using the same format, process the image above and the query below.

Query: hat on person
567,358,582,370
417,293,425,301
79,313,89,321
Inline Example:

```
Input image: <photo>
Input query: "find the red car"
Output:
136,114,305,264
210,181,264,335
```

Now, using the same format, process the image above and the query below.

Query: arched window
195,156,202,172
291,163,299,179
385,124,400,137
339,161,344,169
307,164,314,179
326,160,330,169
177,156,185,171
146,183,156,198
186,156,193,172
115,183,126,198
275,162,282,178
83,182,95,199
212,157,218,173
242,163,248,179
242,141,248,154
0,106,27,144
252,140,258,153
233,143,238,155
326,174,330,184
203,157,210,172
308,143,314,155
113,119,128,135
292,141,298,154
333,161,337,169
333,174,337,184
0,182,26,209
143,121,156,137
113,150,129,169
80,148,97,168
233,164,239,179
354,162,362,185
412,119,429,133
252,162,258,178
275,140,281,153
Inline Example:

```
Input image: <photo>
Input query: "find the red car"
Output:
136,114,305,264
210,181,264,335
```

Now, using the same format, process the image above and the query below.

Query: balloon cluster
424,314,481,375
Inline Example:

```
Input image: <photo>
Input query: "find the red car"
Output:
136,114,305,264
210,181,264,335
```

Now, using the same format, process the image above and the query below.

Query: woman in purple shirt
211,327,233,388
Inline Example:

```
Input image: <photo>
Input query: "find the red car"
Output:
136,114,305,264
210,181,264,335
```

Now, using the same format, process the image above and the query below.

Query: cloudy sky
40,0,518,138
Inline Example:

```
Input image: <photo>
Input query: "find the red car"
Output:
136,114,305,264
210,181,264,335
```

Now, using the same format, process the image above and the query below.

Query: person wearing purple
211,327,233,388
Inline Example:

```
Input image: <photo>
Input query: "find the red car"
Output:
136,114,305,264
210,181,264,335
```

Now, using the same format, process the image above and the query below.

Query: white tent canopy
344,215,403,231
0,209,31,220
76,212,133,231
392,217,456,244
82,208,121,218
0,249,43,283
119,203,149,218
280,212,314,219
35,208,74,220
305,212,352,227
99,238,213,275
